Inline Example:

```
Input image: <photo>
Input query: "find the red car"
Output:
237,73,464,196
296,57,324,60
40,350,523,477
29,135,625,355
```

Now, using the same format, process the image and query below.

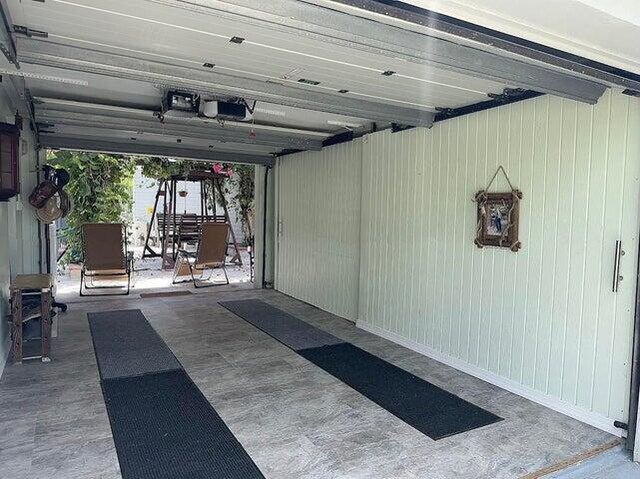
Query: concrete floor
0,286,626,479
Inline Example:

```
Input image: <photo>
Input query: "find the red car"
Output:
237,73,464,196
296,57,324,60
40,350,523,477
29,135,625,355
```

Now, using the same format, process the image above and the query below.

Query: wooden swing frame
142,170,243,269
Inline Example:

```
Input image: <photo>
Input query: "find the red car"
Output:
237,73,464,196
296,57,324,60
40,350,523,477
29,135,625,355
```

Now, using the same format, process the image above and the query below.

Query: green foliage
135,156,212,180
137,156,255,242
47,150,135,263
228,164,255,241
47,151,256,261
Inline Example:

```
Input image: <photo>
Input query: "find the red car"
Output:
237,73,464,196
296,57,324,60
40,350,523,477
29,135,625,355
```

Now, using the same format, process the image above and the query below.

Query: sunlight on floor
56,249,253,294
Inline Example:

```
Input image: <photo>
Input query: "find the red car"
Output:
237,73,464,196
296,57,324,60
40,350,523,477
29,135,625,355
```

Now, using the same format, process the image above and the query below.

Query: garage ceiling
388,0,640,76
0,0,614,165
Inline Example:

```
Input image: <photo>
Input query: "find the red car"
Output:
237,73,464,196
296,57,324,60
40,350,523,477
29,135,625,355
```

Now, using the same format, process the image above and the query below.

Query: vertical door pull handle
612,240,625,293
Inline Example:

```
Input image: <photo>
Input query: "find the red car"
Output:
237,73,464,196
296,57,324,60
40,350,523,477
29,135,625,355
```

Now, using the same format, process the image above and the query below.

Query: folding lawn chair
80,223,133,296
172,223,230,288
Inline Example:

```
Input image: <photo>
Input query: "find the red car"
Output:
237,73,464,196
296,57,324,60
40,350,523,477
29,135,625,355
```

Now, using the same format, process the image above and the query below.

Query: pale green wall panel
358,90,640,428
275,90,640,432
275,140,362,322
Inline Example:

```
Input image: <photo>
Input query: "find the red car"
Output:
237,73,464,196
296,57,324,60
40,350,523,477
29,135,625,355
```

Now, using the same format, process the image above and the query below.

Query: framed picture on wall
474,191,522,252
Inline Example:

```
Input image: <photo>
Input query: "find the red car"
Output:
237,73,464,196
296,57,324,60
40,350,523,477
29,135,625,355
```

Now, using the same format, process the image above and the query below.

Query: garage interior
1,1,640,478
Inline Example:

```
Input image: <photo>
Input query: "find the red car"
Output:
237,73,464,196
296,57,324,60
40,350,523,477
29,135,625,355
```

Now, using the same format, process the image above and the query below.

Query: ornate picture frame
474,190,522,252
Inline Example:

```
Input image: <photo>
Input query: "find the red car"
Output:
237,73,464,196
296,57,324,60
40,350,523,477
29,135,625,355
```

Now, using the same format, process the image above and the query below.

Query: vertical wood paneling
274,90,640,428
358,90,640,424
275,140,362,322
612,94,640,419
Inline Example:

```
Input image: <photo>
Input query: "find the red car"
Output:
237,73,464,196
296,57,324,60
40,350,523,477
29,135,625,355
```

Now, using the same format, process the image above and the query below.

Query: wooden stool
10,274,53,364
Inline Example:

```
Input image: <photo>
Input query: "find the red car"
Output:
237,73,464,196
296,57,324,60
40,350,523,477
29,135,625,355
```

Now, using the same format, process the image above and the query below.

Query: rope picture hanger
474,166,523,252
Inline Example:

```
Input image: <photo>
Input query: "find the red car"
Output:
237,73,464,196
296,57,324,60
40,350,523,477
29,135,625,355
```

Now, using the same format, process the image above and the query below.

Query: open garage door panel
0,0,617,164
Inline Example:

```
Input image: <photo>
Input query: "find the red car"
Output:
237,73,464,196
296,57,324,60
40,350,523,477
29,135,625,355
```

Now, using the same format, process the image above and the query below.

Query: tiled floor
0,286,624,479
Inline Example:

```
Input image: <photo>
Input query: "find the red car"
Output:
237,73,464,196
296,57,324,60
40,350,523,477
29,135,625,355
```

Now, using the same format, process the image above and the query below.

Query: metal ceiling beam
42,121,314,153
17,39,436,127
34,97,330,139
148,0,607,104
43,129,275,156
36,111,324,150
39,135,274,166
327,0,640,92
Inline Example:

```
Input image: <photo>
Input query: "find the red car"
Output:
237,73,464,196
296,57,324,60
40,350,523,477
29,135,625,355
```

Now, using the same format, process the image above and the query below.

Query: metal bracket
435,107,454,118
36,121,54,130
435,90,544,123
488,88,529,102
614,420,629,431
0,42,13,63
390,123,414,133
13,25,48,38
322,130,354,146
0,0,17,67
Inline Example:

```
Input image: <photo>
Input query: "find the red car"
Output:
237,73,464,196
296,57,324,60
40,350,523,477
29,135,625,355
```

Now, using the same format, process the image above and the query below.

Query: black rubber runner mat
89,309,265,479
299,343,501,440
88,309,181,379
220,300,501,440
220,300,345,350
102,370,265,479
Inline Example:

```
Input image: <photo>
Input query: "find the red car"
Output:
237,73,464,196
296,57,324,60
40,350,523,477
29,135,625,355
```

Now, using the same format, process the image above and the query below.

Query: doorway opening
46,151,255,296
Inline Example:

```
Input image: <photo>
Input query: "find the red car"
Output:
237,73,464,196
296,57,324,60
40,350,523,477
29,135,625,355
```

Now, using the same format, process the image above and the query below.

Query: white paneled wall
275,140,363,321
0,92,41,375
274,90,640,432
360,91,640,432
